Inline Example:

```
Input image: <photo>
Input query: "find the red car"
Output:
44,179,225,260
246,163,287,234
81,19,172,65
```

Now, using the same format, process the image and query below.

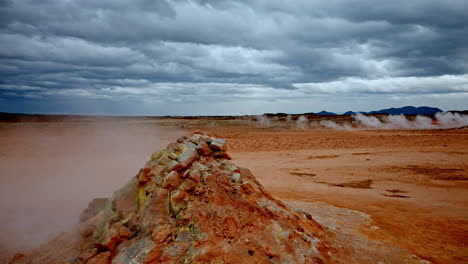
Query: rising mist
0,121,185,254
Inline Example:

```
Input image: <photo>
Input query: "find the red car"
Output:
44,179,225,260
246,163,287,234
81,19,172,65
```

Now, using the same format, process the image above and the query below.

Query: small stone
167,160,183,172
182,169,191,178
172,190,188,203
119,225,134,239
150,165,166,176
190,134,202,144
86,251,111,264
95,223,122,251
188,169,201,182
209,138,228,151
232,172,241,183
152,224,173,243
178,142,199,168
177,136,188,143
77,249,98,264
197,140,213,156
158,155,174,166
162,171,181,190
124,213,139,231
213,151,231,159
168,152,178,160
137,168,152,184
166,142,179,151
150,151,163,161
180,178,198,191
194,185,206,196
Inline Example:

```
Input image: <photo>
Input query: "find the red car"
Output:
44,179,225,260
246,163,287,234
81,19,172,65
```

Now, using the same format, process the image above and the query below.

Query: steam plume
0,122,185,253
255,112,468,130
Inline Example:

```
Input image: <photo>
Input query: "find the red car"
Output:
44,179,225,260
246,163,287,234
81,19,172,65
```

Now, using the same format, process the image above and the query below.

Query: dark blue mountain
316,111,337,115
342,111,356,115
369,106,442,115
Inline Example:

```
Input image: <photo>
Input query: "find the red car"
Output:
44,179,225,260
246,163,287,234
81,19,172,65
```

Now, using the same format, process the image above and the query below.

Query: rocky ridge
67,132,331,264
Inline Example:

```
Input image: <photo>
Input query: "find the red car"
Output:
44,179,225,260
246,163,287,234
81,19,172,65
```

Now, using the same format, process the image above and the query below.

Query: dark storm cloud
0,0,467,114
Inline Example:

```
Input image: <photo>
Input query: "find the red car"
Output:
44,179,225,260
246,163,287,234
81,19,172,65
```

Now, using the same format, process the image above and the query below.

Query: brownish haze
0,121,185,253
1,116,467,263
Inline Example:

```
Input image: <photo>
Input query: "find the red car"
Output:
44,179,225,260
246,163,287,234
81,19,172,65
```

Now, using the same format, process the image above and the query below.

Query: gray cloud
1,0,467,114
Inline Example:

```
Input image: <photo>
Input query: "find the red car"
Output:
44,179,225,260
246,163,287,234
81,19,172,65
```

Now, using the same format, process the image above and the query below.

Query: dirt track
0,120,467,263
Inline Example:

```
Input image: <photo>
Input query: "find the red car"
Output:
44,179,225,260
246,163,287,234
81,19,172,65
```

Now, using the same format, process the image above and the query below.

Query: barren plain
0,115,467,263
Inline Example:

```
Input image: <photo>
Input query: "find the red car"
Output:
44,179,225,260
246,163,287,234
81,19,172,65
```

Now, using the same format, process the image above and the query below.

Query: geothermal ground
0,115,467,263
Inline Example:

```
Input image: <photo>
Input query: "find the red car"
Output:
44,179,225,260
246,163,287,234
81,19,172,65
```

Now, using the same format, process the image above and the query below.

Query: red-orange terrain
203,126,468,264
0,118,467,264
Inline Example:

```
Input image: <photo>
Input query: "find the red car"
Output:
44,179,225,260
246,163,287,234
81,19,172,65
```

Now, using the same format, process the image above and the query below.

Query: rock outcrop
43,133,332,263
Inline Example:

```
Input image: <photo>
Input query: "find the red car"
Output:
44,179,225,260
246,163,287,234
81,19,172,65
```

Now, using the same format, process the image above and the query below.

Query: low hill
368,106,442,115
316,111,337,116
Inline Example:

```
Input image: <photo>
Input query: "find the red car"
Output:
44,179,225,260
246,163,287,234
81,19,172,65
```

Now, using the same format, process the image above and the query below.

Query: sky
1,0,467,115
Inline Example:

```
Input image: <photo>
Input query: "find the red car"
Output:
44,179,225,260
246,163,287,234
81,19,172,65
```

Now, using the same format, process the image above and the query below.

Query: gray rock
209,138,228,151
167,160,183,172
166,142,179,151
112,236,155,264
168,152,178,160
158,155,174,166
190,134,203,144
178,142,199,168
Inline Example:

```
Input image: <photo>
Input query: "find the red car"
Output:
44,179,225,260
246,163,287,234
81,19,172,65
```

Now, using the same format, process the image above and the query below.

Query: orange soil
199,126,468,264
1,121,467,263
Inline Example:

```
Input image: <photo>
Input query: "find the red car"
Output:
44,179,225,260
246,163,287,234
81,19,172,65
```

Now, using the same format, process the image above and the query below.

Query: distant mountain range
316,111,338,116
316,106,444,116
368,106,443,115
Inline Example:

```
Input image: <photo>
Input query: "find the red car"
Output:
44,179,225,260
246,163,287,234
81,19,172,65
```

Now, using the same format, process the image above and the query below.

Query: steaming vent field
0,112,467,264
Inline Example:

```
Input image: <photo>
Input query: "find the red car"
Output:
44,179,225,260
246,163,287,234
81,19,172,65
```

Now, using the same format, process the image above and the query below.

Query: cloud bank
1,0,467,114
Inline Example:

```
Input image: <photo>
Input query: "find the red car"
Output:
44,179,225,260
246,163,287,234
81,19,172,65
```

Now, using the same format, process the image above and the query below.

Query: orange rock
112,181,138,219
196,139,213,156
162,171,180,190
52,136,332,263
95,223,122,251
119,225,134,239
8,253,25,264
137,167,152,184
85,251,111,264
152,224,173,244
188,168,201,182
213,150,231,159
172,189,188,203
180,178,197,191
